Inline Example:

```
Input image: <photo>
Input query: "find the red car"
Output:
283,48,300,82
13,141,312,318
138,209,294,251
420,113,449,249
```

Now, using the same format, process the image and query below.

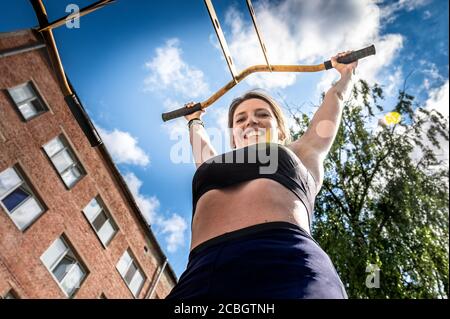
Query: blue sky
1,0,448,279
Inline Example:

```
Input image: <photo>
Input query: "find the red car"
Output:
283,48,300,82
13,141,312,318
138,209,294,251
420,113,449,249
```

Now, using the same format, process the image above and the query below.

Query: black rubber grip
324,44,376,70
324,60,333,70
161,102,202,122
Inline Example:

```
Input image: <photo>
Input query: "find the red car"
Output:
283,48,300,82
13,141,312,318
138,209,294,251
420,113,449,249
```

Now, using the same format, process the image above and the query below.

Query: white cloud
410,80,449,167
156,214,188,253
423,78,431,90
124,172,188,252
96,125,150,167
224,5,297,89
423,10,432,20
276,103,309,147
162,97,184,112
219,0,403,92
208,105,231,153
419,60,445,82
357,34,404,83
358,82,448,198
352,83,448,197
144,38,209,99
425,80,449,119
161,99,189,136
378,0,430,24
211,106,229,134
123,172,159,225
160,98,190,143
384,67,404,96
317,33,404,97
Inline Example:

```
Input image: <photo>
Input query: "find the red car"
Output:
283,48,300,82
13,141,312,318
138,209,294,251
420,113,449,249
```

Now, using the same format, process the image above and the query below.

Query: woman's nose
246,115,258,126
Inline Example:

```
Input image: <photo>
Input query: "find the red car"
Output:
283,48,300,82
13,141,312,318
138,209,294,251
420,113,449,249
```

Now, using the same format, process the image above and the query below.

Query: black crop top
192,143,317,226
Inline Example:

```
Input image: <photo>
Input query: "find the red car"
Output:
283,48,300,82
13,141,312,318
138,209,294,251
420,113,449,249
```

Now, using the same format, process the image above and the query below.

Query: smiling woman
228,91,290,149
165,52,357,299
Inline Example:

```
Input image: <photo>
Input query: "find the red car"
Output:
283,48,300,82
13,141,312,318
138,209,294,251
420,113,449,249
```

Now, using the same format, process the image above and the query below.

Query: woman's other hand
331,50,358,77
184,102,205,121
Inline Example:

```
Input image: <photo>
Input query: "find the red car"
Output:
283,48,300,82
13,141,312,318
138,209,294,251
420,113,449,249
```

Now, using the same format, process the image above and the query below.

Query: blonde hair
227,90,291,148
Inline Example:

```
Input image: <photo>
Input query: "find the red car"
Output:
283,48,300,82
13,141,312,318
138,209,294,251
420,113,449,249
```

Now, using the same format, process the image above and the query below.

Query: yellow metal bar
30,0,72,96
200,63,326,109
246,0,271,70
204,0,238,82
161,62,326,121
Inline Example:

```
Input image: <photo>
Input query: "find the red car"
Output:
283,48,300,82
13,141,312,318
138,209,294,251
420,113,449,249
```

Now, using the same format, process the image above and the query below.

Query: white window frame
116,249,146,298
40,236,88,298
82,196,118,247
0,165,46,231
42,135,86,189
7,81,48,121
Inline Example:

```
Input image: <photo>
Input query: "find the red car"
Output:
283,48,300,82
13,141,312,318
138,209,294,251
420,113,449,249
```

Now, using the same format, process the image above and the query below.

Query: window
0,166,45,231
40,236,87,298
116,250,146,297
83,197,118,247
7,81,48,120
43,135,85,188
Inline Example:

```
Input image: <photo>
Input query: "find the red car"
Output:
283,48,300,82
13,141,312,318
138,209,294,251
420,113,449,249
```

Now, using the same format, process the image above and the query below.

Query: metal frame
162,0,331,122
162,0,375,121
246,0,271,70
204,0,272,82
204,0,238,82
30,0,114,96
38,0,115,32
203,0,326,106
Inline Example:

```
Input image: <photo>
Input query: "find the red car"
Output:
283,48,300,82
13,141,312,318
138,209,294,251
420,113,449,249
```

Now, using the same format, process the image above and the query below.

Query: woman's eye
259,113,269,117
236,118,243,123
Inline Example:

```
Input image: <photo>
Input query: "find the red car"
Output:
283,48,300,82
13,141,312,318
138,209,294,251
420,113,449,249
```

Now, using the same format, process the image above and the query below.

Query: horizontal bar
162,63,325,121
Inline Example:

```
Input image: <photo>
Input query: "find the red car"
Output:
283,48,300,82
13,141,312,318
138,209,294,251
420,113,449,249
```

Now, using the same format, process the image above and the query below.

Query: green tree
288,79,449,298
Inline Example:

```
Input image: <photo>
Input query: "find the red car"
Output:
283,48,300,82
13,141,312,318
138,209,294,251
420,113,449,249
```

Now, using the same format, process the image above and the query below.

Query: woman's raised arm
185,102,218,168
289,51,357,189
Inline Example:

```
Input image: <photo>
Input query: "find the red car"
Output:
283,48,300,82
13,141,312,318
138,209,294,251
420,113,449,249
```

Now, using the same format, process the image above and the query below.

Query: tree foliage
289,79,449,298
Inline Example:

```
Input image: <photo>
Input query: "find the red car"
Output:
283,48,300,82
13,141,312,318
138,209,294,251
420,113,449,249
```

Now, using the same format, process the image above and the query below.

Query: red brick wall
0,30,175,299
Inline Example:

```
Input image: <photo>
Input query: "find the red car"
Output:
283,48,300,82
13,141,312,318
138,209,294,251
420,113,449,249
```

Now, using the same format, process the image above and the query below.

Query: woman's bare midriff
190,178,311,252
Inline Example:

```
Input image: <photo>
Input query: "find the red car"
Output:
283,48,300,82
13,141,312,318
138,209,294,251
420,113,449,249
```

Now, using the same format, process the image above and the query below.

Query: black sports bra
192,143,317,226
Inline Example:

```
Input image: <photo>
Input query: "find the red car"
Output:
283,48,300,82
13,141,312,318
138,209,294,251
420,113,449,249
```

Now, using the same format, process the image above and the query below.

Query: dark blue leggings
166,221,348,299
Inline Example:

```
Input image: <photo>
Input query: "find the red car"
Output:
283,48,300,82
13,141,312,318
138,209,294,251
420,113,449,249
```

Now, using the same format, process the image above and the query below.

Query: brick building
0,29,177,299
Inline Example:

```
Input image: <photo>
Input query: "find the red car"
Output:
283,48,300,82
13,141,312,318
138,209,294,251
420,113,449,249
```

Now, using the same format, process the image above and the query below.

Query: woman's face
232,98,282,149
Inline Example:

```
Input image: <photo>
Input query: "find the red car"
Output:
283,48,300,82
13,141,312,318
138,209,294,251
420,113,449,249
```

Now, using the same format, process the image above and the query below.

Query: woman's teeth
246,131,262,138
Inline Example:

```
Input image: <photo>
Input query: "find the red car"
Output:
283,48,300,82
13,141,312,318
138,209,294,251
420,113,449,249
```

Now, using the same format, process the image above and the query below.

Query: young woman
166,52,357,299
